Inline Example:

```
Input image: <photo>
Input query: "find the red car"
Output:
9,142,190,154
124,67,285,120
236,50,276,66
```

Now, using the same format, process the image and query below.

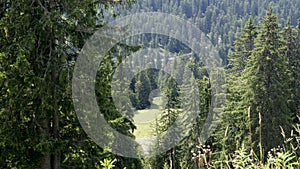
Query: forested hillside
109,0,300,62
0,0,300,168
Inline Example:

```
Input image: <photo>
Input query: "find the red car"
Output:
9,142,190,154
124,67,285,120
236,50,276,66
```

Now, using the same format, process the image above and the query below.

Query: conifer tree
281,19,300,122
134,70,152,109
0,1,141,168
242,7,292,157
148,69,182,168
215,17,257,157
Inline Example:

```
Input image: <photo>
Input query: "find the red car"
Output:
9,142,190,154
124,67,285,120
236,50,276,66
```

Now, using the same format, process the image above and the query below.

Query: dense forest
0,0,300,169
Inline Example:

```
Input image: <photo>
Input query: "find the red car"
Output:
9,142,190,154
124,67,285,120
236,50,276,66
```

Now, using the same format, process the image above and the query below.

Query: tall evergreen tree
242,7,292,158
0,1,141,168
134,70,152,109
178,76,210,168
227,17,257,74
148,67,182,168
215,17,257,158
281,19,300,122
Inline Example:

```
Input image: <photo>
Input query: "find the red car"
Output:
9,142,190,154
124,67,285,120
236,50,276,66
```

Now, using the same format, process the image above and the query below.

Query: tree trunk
41,119,51,169
53,112,61,169
42,154,51,169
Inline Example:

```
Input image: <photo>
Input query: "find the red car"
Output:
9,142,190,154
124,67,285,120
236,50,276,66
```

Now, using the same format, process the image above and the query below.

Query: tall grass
192,115,300,168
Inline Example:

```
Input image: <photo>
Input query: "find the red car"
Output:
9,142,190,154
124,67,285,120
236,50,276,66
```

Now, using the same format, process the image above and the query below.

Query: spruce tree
148,72,181,168
215,17,257,157
0,1,141,168
281,19,300,122
242,7,292,158
134,70,152,110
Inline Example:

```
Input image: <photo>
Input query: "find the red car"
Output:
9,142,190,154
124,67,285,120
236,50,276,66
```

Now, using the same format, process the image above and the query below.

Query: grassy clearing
133,96,166,138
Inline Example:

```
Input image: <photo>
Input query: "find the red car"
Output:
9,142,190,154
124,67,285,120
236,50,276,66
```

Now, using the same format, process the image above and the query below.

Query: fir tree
0,1,141,168
134,70,152,110
281,19,300,122
215,17,257,158
243,7,292,158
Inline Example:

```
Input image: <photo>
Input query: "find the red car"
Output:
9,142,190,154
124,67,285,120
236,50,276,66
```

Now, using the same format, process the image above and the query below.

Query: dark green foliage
282,19,300,122
0,0,141,168
215,17,257,160
146,54,211,168
214,7,299,166
147,75,182,169
111,0,300,62
243,7,293,157
134,71,152,110
1,0,300,168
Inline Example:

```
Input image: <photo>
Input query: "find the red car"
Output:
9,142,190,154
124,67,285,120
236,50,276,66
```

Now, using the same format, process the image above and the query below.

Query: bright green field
133,96,166,138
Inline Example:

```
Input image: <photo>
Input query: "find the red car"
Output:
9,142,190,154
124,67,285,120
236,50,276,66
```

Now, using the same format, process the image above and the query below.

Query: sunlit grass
133,96,166,138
